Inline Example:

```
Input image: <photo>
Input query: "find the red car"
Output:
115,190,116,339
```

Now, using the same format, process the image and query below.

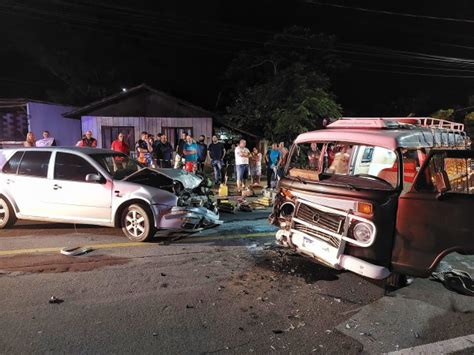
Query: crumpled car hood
151,168,203,189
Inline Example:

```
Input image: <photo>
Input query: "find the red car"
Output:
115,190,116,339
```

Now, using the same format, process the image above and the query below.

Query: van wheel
0,197,16,228
385,273,408,290
121,204,156,242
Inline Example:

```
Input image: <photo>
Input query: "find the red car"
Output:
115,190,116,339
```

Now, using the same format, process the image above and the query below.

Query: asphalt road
0,213,473,354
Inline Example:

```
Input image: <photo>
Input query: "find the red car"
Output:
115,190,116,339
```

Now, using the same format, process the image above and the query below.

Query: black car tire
121,203,156,242
0,197,16,228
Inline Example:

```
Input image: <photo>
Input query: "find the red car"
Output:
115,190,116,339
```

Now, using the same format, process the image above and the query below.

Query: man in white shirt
36,130,56,147
234,139,250,192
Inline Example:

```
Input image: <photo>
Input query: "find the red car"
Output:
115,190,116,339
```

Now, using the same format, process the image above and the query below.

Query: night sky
1,0,474,115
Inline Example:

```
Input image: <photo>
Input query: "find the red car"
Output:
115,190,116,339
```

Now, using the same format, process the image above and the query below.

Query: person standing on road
208,135,226,185
23,132,36,147
265,143,281,189
278,142,289,177
76,130,97,147
250,147,262,186
235,139,250,192
183,135,198,172
153,134,174,168
196,135,208,174
136,131,153,166
111,132,130,155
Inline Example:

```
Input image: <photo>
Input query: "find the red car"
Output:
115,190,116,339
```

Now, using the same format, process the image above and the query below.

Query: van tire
120,203,156,242
0,197,16,228
385,273,408,290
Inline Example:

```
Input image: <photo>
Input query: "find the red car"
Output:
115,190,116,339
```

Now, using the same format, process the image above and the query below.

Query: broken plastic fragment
48,296,64,304
60,247,93,256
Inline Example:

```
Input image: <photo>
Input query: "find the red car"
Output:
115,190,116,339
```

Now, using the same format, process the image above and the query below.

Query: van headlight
352,222,373,243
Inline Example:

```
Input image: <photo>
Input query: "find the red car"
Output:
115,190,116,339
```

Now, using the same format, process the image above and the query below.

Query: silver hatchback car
0,147,221,241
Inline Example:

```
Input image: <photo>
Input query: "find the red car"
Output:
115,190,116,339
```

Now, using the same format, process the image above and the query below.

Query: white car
0,147,221,241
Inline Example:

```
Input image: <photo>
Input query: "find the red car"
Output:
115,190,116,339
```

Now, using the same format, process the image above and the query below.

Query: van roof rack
328,117,465,132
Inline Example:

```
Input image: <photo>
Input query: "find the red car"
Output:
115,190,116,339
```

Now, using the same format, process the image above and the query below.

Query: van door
392,149,474,277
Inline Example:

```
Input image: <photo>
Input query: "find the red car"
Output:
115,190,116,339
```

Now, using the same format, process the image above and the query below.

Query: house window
161,127,193,150
101,126,135,151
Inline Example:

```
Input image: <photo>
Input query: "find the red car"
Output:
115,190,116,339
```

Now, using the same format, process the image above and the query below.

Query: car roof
1,147,118,155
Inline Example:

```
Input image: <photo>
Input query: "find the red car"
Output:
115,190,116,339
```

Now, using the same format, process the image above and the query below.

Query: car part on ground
60,246,94,256
431,269,474,296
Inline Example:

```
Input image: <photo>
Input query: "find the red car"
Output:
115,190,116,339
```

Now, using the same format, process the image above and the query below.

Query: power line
356,67,474,78
305,1,474,24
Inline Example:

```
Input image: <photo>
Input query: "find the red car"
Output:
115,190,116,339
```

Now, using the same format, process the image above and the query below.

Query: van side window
17,151,51,178
2,151,24,174
416,154,474,194
55,153,98,182
444,157,474,194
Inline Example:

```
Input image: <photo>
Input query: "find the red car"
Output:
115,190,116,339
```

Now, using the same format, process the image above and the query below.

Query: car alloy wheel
0,197,16,228
121,204,155,242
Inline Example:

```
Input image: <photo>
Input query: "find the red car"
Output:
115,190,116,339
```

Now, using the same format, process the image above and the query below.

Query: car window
55,153,98,182
2,151,24,174
17,151,51,178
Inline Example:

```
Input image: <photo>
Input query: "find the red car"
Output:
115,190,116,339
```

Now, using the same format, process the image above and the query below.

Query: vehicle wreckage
0,148,221,242
270,117,473,285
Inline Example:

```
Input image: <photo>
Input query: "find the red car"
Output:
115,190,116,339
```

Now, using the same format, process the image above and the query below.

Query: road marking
0,232,275,256
386,333,474,355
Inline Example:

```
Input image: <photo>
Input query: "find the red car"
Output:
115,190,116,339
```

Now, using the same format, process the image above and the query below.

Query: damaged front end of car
124,167,221,232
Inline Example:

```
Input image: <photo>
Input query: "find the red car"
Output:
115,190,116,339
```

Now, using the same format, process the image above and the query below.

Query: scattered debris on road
60,246,93,256
431,269,474,296
48,296,64,304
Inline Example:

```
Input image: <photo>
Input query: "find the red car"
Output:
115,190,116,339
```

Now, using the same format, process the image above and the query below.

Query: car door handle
6,179,14,184
53,184,62,190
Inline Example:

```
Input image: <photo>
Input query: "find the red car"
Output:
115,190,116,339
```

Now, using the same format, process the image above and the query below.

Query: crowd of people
22,128,290,190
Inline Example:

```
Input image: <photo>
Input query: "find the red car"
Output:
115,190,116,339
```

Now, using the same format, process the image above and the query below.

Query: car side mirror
434,171,450,200
85,173,102,183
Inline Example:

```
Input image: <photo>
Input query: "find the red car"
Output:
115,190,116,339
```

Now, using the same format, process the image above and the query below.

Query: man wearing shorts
183,135,198,172
234,139,250,192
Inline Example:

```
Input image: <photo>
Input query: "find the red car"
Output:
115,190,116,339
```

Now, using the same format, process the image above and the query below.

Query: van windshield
287,142,399,189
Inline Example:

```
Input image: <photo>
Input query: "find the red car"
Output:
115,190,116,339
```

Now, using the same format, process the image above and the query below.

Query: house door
102,126,135,151
392,150,474,277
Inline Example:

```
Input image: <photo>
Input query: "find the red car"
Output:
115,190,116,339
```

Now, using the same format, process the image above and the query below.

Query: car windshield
287,142,399,189
90,153,145,180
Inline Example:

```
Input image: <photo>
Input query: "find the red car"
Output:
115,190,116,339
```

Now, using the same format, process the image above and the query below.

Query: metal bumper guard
277,199,390,280
160,206,222,231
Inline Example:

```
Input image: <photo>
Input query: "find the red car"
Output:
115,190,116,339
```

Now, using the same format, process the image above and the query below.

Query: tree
222,26,344,142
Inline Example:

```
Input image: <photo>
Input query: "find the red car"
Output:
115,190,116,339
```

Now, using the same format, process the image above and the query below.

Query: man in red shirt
111,133,130,155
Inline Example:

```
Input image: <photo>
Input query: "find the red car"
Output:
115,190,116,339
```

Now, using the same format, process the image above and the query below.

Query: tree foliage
222,26,343,142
